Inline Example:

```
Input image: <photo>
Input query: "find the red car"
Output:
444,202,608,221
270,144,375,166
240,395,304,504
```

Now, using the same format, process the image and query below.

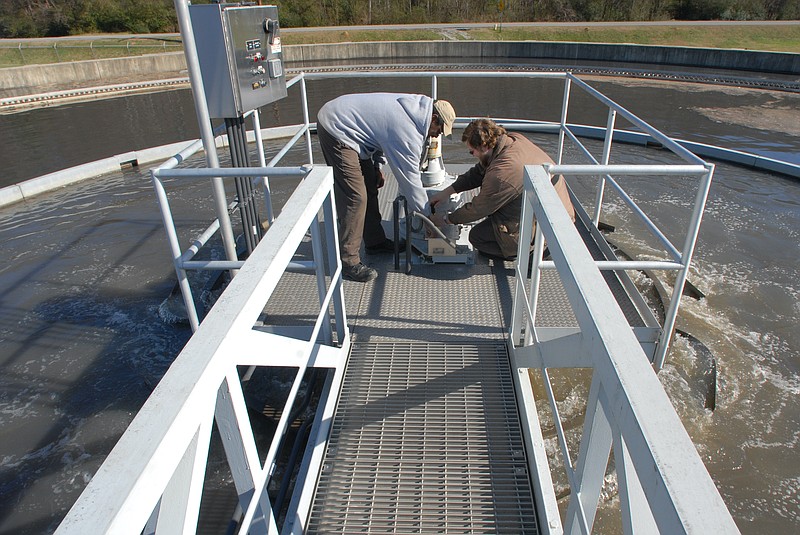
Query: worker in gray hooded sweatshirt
317,93,456,282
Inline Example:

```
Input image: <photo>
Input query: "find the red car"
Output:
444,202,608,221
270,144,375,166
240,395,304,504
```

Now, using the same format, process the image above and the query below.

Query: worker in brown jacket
429,118,575,260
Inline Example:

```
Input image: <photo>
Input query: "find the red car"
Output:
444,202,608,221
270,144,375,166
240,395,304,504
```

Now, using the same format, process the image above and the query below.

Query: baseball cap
433,100,456,137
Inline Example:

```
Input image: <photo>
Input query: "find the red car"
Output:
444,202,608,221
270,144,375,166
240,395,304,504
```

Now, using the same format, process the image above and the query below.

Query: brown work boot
343,262,378,282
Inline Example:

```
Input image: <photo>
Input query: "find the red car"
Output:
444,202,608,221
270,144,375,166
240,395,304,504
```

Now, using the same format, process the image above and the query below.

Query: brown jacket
449,133,575,258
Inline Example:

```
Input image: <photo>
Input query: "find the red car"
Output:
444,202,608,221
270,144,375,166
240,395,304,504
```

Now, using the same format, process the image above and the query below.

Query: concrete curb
0,125,304,208
0,140,192,207
0,52,187,97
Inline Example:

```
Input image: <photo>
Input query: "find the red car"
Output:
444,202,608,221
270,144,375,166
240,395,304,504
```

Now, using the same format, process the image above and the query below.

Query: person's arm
449,164,519,225
429,185,456,212
428,163,486,227
384,145,429,213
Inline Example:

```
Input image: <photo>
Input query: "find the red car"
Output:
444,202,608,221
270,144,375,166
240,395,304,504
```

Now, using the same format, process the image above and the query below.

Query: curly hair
461,118,507,149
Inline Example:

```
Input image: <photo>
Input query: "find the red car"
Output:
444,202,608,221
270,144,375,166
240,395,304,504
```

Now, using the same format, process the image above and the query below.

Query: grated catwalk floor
298,166,644,533
303,206,542,533
307,341,539,534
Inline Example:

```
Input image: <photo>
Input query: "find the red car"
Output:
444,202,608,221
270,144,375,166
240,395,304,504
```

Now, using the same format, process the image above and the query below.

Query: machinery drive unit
189,4,287,118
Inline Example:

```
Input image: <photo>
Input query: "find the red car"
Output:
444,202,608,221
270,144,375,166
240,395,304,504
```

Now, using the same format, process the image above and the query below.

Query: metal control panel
189,4,287,118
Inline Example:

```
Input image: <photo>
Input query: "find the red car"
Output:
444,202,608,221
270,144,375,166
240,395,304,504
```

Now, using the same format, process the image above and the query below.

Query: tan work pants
317,123,386,267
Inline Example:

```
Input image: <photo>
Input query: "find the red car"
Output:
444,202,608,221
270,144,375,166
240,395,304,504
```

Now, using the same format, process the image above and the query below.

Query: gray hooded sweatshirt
317,92,432,213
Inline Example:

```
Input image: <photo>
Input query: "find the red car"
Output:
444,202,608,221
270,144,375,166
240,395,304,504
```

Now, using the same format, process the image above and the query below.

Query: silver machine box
189,4,287,118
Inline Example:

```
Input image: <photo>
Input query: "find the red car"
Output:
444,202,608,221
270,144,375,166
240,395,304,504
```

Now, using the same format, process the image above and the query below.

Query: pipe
172,0,239,271
411,211,457,250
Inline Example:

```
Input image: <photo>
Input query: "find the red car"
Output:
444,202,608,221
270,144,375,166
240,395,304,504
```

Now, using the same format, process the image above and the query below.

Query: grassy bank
0,37,182,68
1,24,798,68
284,24,800,53
461,24,800,51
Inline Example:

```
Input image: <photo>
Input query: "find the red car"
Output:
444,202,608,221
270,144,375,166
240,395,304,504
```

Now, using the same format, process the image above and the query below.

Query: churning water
0,76,798,533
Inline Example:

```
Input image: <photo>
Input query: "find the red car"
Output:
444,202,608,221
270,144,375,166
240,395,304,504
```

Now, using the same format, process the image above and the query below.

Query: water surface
0,75,798,534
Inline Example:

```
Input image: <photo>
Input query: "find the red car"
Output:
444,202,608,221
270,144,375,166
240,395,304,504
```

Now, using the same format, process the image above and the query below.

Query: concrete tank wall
0,53,188,96
2,41,799,98
283,41,800,75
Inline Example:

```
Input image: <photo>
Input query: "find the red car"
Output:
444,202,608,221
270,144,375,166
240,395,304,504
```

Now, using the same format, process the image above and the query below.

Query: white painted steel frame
55,166,350,535
151,165,310,330
61,67,734,533
509,165,739,534
149,72,316,332
152,67,707,359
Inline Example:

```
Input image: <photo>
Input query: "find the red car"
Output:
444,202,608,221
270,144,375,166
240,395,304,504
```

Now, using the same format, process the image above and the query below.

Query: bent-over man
317,93,456,281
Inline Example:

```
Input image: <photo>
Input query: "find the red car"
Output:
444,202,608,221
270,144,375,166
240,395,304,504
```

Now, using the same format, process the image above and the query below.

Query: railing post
155,410,214,533
654,164,715,370
593,108,617,228
299,75,314,164
151,171,201,330
611,425,659,534
564,367,611,534
311,211,333,344
215,373,275,534
557,76,572,165
322,190,346,344
511,185,535,345
251,109,275,224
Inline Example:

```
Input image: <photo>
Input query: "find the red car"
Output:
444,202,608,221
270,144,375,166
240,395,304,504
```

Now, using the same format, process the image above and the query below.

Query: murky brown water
0,75,798,533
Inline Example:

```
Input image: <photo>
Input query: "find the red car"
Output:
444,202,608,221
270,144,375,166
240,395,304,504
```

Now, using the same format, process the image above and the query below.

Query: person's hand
429,211,446,228
376,168,385,189
429,191,448,211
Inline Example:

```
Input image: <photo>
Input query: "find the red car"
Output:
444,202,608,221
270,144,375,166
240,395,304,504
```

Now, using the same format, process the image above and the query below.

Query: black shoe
343,262,378,282
365,239,406,254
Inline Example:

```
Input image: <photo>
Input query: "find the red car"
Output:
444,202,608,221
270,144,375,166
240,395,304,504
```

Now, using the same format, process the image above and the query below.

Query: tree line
1,0,797,38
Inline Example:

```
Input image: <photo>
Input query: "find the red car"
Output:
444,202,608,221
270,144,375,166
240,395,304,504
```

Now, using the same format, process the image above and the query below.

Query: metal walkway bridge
55,70,739,534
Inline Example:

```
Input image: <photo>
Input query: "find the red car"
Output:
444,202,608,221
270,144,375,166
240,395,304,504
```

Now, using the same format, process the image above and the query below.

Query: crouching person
430,118,575,260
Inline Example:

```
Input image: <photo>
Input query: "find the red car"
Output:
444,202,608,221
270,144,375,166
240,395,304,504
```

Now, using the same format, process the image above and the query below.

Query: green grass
0,38,183,68
1,24,798,68
461,25,800,52
281,24,800,53
281,29,443,44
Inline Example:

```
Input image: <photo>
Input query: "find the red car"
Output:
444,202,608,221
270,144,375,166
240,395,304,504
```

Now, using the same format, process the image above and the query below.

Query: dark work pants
469,219,508,260
469,218,528,261
317,123,386,267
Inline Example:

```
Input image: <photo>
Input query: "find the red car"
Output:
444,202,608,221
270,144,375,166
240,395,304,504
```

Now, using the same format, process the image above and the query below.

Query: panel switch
268,58,283,78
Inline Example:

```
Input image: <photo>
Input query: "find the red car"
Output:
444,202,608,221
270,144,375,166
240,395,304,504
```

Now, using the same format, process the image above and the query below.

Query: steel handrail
152,166,309,330
56,165,347,535
149,68,709,345
509,165,738,534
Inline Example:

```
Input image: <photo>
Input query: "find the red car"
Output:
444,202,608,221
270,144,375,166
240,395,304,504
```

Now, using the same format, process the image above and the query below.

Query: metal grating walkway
296,164,649,533
307,342,538,534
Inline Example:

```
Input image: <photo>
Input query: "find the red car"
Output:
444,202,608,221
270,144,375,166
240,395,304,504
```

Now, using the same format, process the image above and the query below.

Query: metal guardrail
53,68,736,533
150,77,315,331
292,69,710,370
55,165,350,535
0,40,183,66
555,74,715,370
509,165,739,534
